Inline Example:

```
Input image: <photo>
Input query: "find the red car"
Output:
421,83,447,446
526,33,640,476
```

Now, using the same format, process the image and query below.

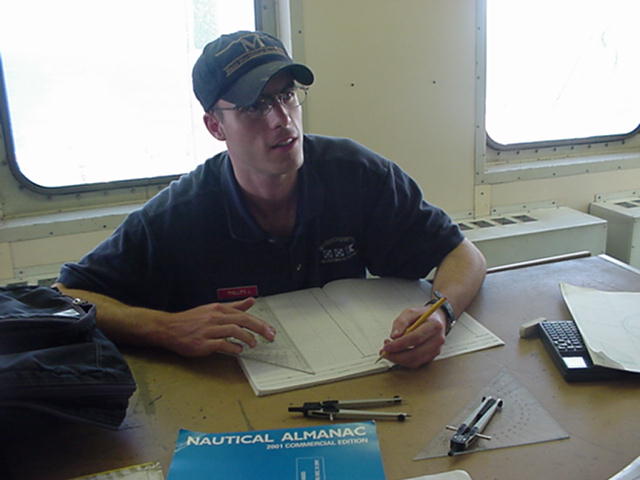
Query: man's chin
270,146,303,171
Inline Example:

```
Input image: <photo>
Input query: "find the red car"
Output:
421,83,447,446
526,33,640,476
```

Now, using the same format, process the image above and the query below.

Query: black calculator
538,320,635,382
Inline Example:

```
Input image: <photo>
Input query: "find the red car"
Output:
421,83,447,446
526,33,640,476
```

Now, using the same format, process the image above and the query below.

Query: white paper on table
608,455,640,480
560,283,640,372
402,471,472,480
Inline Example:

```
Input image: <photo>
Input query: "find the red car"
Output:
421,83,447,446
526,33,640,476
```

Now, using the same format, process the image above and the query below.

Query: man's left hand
379,305,447,368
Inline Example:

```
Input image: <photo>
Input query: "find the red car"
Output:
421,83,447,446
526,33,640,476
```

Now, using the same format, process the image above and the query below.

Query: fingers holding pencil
376,297,448,368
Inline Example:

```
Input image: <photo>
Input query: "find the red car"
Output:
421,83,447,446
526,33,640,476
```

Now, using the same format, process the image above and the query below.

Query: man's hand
53,284,276,358
378,305,447,368
154,297,276,357
379,238,486,368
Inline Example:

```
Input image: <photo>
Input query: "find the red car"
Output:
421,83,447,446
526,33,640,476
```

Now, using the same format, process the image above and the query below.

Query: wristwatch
426,289,456,335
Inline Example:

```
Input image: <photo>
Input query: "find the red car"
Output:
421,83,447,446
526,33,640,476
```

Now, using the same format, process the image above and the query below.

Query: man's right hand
53,284,276,358
155,297,277,357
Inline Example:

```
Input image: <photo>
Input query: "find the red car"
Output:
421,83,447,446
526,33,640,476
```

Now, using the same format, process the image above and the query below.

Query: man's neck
235,170,299,238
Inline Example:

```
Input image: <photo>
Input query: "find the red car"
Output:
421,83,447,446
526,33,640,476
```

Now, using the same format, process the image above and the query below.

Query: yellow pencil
375,296,447,363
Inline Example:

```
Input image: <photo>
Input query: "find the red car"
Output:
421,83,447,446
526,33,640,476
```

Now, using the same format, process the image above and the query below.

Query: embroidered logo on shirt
319,237,357,264
217,285,259,301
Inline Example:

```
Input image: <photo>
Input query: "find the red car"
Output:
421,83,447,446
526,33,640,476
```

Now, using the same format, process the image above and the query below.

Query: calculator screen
563,356,588,369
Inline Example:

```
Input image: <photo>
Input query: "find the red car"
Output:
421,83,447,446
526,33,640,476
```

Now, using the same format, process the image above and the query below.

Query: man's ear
203,112,226,141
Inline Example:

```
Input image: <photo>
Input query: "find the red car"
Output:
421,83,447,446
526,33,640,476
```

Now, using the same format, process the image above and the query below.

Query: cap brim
221,61,314,107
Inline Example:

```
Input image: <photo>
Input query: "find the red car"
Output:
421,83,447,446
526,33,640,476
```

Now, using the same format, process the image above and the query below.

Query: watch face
433,290,455,321
445,316,456,335
442,302,455,322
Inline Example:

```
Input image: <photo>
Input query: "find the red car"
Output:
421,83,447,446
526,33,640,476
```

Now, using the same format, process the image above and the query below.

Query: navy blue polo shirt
58,135,463,312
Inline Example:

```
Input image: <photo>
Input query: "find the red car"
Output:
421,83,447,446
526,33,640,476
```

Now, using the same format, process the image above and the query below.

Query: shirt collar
220,145,324,243
221,155,264,243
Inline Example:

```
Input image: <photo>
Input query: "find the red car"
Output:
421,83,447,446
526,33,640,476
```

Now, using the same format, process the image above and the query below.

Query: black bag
0,285,136,429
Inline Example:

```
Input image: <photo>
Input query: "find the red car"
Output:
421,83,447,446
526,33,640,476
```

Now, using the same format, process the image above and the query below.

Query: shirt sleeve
362,161,464,278
57,209,164,308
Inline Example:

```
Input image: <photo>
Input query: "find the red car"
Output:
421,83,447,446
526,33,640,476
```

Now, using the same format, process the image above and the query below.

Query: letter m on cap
218,33,285,77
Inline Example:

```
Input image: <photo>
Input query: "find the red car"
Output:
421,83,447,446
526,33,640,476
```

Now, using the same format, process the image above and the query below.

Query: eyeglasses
212,86,309,118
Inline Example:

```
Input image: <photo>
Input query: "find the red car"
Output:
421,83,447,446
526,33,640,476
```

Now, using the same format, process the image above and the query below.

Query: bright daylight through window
0,0,254,188
486,0,640,146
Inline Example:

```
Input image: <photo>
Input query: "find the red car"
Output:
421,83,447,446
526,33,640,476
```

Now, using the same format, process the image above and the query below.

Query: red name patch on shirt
217,285,259,301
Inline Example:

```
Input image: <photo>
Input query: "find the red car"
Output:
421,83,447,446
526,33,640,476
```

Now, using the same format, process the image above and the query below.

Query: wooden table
3,255,639,480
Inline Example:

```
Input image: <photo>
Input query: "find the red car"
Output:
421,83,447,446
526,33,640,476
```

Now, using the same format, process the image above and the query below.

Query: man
55,31,486,368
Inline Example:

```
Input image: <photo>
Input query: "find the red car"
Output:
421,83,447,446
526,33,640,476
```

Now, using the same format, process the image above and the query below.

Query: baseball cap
192,30,314,112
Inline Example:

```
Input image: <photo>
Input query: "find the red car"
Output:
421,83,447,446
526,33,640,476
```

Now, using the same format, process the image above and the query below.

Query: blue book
167,421,387,479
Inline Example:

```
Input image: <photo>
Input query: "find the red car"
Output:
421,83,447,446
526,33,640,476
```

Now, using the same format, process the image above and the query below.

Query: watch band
426,289,456,335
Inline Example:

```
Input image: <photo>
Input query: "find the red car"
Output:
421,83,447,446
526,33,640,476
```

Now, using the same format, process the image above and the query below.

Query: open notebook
237,277,503,396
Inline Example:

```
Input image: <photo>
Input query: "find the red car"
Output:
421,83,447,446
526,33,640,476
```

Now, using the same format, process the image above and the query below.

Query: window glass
0,0,255,188
486,0,640,146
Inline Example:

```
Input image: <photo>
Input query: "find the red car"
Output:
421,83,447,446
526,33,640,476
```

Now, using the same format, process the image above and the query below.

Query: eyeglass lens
254,88,307,115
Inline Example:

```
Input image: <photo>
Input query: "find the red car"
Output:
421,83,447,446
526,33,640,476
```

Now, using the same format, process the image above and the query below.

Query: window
0,0,258,190
486,0,640,147
476,0,640,184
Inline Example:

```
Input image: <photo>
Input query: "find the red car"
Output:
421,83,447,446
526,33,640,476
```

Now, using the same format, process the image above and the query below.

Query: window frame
0,0,283,218
474,0,640,186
